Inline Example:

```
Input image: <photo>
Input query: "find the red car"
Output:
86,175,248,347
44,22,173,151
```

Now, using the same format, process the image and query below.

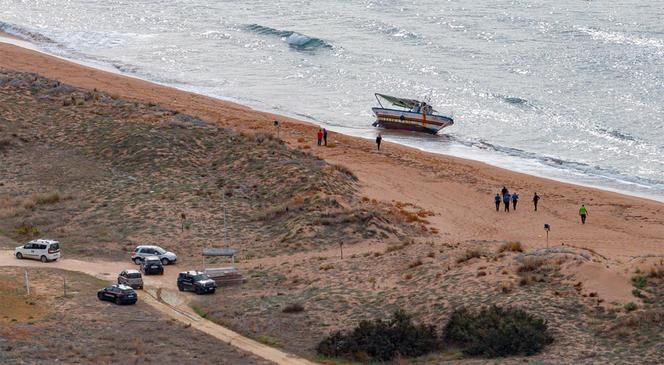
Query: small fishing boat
372,93,454,134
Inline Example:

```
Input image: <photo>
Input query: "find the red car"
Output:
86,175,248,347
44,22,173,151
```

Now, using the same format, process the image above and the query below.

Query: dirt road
0,250,318,365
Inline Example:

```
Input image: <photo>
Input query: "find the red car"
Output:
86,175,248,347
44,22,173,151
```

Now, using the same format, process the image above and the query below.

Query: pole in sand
544,223,551,248
223,191,228,248
24,269,30,296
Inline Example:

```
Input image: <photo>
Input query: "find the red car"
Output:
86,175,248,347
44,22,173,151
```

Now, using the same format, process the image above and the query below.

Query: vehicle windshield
49,242,60,250
154,247,166,254
121,288,135,294
193,274,209,281
126,272,141,279
145,258,161,264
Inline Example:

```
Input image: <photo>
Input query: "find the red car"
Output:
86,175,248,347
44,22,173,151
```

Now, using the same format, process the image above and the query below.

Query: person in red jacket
317,129,323,146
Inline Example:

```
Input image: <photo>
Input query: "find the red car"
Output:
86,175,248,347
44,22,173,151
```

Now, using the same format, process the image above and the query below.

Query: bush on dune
498,241,523,253
316,310,438,362
443,305,553,357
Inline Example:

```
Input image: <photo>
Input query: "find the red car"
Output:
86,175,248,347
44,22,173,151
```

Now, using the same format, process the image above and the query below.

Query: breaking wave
0,21,55,44
244,24,332,50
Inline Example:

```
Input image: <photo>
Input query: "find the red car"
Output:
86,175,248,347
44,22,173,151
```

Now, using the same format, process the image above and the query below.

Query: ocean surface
2,0,663,201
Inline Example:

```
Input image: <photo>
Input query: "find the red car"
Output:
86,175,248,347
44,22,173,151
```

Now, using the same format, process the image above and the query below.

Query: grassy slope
0,71,420,262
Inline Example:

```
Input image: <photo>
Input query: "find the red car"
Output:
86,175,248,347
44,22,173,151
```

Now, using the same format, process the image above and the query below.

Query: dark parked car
97,284,137,305
117,269,144,289
177,271,217,294
141,256,164,275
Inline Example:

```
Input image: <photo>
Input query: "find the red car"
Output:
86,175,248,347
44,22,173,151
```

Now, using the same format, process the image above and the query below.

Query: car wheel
195,287,202,295
161,258,169,265
209,289,216,294
15,252,23,259
115,297,121,305
177,284,184,292
133,258,142,265
97,292,104,301
40,255,48,263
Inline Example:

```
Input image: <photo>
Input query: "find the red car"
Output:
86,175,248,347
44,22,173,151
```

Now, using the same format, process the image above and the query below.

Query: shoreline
1,31,661,203
1,37,663,262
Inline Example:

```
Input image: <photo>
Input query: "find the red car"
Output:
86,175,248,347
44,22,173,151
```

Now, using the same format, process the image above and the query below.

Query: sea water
1,0,663,201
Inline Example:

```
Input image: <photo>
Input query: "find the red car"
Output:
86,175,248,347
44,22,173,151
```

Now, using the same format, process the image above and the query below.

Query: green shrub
624,302,638,312
316,309,438,362
632,276,647,289
443,305,553,357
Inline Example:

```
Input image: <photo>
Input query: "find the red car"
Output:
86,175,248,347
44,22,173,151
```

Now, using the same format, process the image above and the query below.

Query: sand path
0,251,317,365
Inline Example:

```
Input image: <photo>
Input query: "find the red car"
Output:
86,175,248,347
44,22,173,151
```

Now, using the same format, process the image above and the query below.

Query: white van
15,239,61,262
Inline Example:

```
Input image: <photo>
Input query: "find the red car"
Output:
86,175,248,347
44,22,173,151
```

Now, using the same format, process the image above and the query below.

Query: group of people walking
493,187,589,224
494,186,525,212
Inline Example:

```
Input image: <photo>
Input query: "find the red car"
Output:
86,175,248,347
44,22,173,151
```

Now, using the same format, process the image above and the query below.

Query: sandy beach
2,39,661,258
2,34,664,363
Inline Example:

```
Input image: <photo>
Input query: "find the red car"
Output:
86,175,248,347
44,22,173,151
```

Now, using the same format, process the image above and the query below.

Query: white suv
15,239,61,262
131,245,177,265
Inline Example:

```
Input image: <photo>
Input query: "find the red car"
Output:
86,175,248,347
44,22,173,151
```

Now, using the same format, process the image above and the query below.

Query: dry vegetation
2,71,662,364
0,267,268,365
0,71,419,261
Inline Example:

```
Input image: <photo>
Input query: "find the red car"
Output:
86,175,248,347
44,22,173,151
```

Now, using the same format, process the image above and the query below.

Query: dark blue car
97,284,138,305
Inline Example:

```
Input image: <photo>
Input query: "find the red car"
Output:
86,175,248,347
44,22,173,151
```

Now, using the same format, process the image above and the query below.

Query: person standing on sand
512,192,519,210
533,192,540,211
503,193,511,212
317,129,323,146
495,193,501,212
323,128,328,146
376,133,382,150
501,186,508,197
579,204,589,224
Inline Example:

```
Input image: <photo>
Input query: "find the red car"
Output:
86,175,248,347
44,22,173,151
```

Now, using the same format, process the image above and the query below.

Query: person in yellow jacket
579,204,588,224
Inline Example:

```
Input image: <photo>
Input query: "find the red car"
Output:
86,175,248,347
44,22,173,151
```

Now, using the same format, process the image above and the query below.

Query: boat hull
372,107,454,134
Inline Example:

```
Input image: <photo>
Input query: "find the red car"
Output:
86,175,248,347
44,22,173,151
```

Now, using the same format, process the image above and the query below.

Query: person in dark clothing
494,194,501,211
503,193,511,212
376,134,382,150
533,192,540,211
317,129,323,146
512,192,519,210
501,186,508,197
323,128,328,146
